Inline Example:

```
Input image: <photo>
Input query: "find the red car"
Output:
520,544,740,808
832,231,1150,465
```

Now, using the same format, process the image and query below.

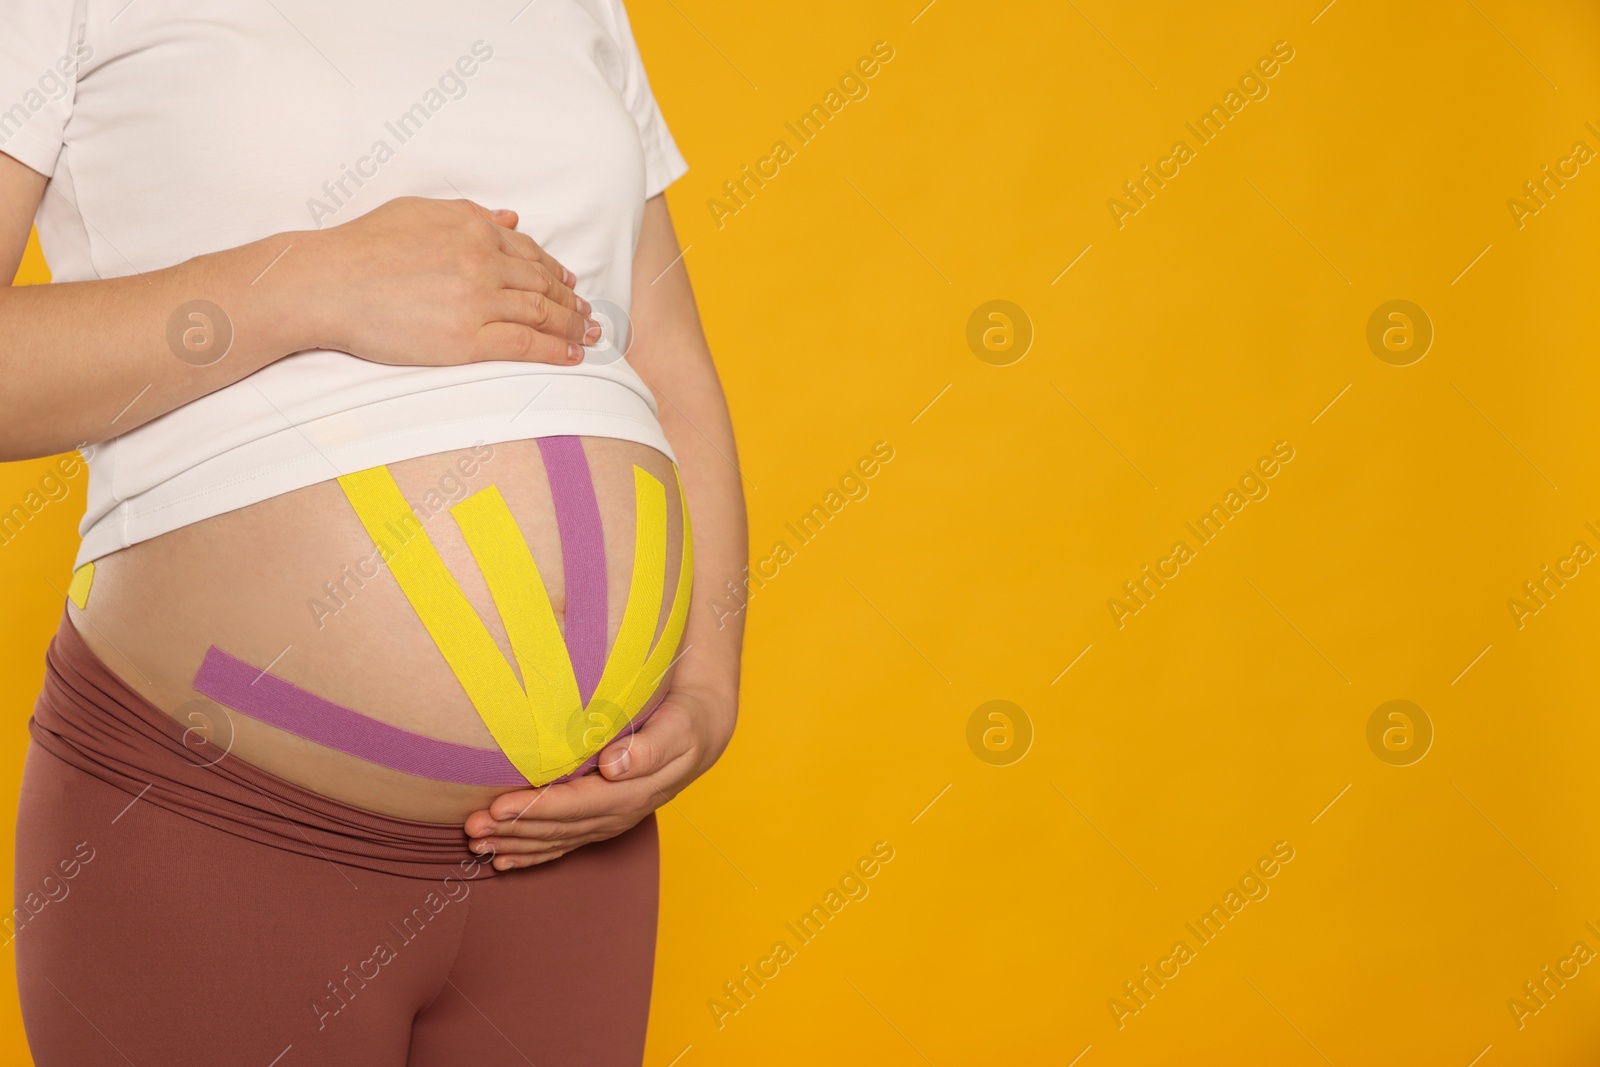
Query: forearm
627,198,747,732
654,358,747,707
0,232,320,462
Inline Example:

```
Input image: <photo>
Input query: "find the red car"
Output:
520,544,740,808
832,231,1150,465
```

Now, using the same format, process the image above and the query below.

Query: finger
501,846,572,870
455,200,523,240
487,773,625,823
469,814,615,842
480,843,567,871
597,734,637,779
477,830,611,858
489,221,577,289
489,290,594,347
469,835,568,857
516,851,566,868
470,835,583,871
450,198,578,287
465,790,542,836
470,784,569,828
498,257,589,316
470,322,583,366
493,793,665,845
599,702,688,781
452,198,499,222
490,828,626,869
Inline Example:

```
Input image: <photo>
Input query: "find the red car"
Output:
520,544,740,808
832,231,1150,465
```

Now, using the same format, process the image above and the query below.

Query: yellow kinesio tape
584,465,667,730
451,484,584,775
66,562,95,609
622,468,694,716
337,467,543,776
562,466,695,763
337,462,694,784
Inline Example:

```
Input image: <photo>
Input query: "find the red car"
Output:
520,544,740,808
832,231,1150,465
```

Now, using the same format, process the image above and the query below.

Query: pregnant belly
68,436,690,824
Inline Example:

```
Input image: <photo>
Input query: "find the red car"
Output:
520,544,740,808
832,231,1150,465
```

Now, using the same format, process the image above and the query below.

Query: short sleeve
597,0,689,198
0,0,90,177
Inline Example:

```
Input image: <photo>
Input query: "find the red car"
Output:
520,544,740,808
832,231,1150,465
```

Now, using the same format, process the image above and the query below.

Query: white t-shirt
0,0,690,567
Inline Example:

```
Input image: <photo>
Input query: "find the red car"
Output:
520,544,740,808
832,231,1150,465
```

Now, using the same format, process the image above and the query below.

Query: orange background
6,1,1600,1063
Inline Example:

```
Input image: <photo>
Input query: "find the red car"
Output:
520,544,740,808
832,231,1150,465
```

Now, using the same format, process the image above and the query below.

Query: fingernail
584,323,602,345
567,344,583,362
564,269,577,287
576,296,592,315
616,749,631,774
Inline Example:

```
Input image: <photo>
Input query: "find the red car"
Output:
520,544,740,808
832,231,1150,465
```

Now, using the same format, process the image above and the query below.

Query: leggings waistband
29,608,499,882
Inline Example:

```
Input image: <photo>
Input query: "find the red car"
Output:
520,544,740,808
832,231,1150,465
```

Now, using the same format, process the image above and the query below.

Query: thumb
598,727,656,780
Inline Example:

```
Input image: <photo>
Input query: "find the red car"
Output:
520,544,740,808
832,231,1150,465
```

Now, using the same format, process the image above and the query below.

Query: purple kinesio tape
191,645,669,787
536,436,609,705
192,645,529,785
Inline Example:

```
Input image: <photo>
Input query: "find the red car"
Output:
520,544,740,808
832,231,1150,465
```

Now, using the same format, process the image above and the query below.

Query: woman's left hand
461,686,736,869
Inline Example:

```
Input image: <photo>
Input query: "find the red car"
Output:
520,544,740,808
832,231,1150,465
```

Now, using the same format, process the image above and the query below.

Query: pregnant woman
0,3,745,1064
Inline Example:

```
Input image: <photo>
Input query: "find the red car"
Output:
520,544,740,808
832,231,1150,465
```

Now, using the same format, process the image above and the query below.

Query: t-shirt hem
75,409,676,568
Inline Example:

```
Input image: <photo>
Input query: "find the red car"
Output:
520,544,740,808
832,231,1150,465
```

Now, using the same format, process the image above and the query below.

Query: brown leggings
12,613,659,1066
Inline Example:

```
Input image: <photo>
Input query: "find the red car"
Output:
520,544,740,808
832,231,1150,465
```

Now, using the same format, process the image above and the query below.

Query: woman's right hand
301,196,600,367
0,174,600,460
